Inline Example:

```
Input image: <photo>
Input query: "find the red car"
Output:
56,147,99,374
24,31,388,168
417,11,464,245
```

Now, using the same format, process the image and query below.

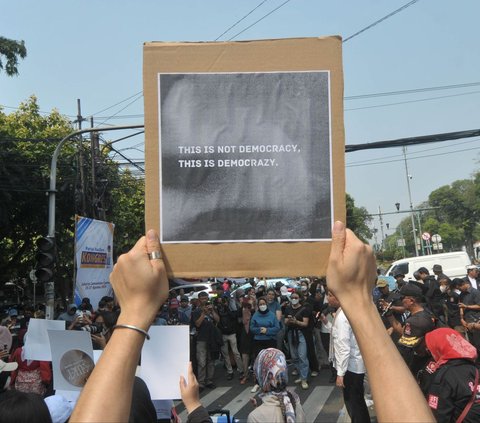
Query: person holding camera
284,292,311,390
216,296,244,380
192,292,219,391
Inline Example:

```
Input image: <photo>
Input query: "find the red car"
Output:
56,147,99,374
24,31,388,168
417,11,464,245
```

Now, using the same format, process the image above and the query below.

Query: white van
386,251,471,280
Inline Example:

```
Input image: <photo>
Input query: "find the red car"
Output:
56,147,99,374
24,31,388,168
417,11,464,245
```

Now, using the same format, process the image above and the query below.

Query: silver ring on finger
148,251,162,260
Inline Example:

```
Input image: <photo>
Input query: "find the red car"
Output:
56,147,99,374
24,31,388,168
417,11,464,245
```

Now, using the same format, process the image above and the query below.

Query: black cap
417,267,429,274
432,264,442,272
450,278,464,287
394,271,405,278
399,284,423,298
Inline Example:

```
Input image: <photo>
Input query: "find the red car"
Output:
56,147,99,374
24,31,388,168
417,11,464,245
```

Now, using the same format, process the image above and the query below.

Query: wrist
117,313,153,332
185,401,203,414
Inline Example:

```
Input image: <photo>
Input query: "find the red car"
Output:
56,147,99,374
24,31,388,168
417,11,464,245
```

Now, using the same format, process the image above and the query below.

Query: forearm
387,315,404,335
70,315,148,422
195,312,205,327
342,300,434,423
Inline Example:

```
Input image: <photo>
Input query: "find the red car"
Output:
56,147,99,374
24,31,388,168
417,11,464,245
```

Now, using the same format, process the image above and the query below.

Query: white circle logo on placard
60,349,94,387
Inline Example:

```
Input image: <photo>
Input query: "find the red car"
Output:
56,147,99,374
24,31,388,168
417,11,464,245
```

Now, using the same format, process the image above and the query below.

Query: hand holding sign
110,229,168,330
326,221,377,308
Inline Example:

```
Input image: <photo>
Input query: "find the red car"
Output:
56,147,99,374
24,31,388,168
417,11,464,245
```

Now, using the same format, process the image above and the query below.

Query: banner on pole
74,216,114,309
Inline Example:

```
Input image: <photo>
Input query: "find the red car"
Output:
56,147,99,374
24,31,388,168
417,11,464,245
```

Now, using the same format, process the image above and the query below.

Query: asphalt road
174,362,377,422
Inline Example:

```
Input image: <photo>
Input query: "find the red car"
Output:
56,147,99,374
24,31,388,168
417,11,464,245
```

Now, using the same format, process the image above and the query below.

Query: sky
2,0,480,245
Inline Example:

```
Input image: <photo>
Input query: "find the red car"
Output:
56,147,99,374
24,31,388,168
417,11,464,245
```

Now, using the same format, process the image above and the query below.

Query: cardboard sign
144,37,345,277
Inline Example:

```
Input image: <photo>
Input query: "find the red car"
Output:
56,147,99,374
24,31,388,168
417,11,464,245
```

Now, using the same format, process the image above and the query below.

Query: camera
80,323,103,334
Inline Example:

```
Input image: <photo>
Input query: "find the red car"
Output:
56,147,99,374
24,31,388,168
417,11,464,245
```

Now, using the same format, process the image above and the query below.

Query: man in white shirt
328,292,370,423
464,265,480,290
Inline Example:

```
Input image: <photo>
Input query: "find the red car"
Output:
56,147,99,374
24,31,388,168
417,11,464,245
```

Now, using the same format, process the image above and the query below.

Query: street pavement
174,362,377,422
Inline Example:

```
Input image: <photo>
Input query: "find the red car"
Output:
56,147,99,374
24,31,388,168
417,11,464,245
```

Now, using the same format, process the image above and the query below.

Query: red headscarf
425,328,477,372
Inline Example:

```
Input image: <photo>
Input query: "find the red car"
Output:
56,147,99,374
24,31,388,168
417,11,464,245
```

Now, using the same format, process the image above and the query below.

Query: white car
169,282,216,300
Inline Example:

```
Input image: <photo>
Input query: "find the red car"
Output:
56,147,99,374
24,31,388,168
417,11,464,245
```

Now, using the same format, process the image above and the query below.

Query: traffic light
35,236,56,282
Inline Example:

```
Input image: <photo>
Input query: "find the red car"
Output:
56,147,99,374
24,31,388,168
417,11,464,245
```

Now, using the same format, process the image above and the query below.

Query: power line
345,81,480,100
346,129,480,153
347,145,480,168
91,91,143,117
343,0,420,43
94,95,143,127
228,0,293,41
215,0,270,41
345,90,480,111
347,137,480,166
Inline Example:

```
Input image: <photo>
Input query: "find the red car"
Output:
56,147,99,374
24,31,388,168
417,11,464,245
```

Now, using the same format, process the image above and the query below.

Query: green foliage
0,96,145,303
428,178,479,256
109,170,145,258
0,96,75,294
0,36,27,76
346,193,372,242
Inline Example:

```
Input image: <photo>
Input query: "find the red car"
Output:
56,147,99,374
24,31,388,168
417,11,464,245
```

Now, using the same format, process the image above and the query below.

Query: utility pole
378,206,385,251
403,146,419,256
90,116,97,219
76,99,87,215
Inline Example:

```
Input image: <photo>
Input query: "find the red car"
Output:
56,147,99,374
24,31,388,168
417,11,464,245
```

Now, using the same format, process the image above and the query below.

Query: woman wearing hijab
420,328,480,422
247,348,306,423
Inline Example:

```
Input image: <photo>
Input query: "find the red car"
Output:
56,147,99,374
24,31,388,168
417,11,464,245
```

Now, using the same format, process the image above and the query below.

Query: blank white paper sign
23,318,66,361
139,325,189,400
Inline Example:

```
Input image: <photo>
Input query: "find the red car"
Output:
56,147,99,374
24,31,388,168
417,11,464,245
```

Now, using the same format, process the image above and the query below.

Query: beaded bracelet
112,324,150,340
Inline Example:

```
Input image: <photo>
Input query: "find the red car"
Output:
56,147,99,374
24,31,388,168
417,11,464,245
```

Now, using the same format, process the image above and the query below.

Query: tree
428,179,479,257
0,96,148,303
0,36,27,76
0,96,75,296
109,170,145,257
346,193,372,242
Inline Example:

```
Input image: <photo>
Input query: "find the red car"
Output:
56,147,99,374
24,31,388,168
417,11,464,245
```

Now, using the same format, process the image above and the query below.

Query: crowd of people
0,224,479,422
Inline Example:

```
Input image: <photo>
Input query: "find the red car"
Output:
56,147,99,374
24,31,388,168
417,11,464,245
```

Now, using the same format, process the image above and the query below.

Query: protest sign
48,330,94,391
23,318,65,361
139,325,189,399
144,37,345,277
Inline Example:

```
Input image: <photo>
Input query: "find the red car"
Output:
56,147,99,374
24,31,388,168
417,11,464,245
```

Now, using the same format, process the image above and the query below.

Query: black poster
159,72,332,243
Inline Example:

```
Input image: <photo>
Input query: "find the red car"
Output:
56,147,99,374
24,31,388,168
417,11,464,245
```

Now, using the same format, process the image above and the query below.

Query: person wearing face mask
443,278,465,336
284,292,310,390
249,297,280,393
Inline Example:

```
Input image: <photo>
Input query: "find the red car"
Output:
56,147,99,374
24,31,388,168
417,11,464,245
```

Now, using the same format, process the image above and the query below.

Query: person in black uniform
375,279,405,342
387,284,435,377
419,328,480,423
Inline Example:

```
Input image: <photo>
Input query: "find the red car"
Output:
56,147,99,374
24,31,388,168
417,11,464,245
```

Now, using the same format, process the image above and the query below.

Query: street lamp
402,147,420,256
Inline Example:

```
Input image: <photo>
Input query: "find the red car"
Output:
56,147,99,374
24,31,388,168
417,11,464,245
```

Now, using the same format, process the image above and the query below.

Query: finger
178,376,187,396
187,362,197,385
146,229,163,271
329,221,346,263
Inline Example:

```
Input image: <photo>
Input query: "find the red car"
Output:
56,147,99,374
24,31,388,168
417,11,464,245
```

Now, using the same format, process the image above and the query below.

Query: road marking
221,386,257,417
303,386,335,422
178,386,229,422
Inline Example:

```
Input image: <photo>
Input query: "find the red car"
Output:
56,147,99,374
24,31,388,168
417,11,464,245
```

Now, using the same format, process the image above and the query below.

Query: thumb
329,221,346,262
146,229,163,270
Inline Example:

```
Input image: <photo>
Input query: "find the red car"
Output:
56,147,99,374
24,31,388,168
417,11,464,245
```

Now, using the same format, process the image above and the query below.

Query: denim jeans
288,330,309,380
